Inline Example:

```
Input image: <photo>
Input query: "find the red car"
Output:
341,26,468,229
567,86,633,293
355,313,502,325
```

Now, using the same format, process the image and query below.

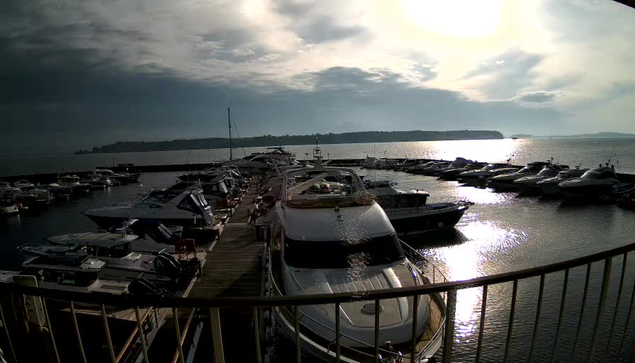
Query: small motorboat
514,164,569,194
439,162,486,180
57,175,92,195
536,168,589,197
83,189,215,228
488,161,551,190
558,164,624,200
0,204,20,217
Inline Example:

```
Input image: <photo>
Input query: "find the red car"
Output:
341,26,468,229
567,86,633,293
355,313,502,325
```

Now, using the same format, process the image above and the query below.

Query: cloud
1,0,635,155
514,90,563,103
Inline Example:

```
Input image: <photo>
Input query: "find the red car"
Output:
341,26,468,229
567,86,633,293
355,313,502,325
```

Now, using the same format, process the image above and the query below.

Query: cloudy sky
1,0,634,153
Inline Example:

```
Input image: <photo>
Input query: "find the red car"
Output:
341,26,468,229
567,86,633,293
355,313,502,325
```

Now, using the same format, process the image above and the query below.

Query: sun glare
401,0,503,39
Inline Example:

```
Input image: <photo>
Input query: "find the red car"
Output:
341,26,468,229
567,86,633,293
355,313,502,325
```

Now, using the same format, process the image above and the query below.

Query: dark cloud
299,16,368,43
0,1,570,154
463,50,543,99
515,90,562,103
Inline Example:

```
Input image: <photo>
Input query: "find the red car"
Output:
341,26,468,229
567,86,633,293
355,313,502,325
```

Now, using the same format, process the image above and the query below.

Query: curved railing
1,241,635,363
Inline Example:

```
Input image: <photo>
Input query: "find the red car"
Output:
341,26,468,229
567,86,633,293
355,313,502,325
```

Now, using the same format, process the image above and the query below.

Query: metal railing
1,241,635,363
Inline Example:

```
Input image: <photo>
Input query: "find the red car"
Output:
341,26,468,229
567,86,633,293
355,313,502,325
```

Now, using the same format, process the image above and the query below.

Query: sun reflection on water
431,220,525,341
428,139,519,164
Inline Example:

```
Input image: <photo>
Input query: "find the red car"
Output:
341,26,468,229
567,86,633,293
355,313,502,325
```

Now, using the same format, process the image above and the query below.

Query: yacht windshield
284,234,405,269
581,169,615,179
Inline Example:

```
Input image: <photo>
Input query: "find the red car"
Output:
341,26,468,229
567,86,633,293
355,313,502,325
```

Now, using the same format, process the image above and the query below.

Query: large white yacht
267,158,445,362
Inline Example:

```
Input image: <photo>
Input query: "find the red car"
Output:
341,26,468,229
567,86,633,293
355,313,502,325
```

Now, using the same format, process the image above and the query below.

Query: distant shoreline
75,130,504,154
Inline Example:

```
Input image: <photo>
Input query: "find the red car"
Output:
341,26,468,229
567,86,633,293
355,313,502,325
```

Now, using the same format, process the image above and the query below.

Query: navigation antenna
313,137,323,169
227,107,233,161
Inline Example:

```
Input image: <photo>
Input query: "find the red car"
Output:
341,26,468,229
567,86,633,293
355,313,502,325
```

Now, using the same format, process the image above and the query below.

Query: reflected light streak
436,220,523,339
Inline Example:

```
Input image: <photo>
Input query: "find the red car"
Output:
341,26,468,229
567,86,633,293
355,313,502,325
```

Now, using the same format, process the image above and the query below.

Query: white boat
558,165,623,199
19,236,183,278
513,164,569,193
83,189,215,228
536,168,589,197
268,161,445,362
19,256,130,295
1,204,19,217
488,161,551,189
81,172,114,188
57,175,92,195
13,180,34,189
17,184,54,205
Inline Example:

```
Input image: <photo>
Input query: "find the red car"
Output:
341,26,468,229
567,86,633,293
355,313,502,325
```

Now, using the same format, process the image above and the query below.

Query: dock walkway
188,180,264,363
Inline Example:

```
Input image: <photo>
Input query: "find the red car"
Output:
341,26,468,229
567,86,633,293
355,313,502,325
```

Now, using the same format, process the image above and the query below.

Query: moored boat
267,161,445,362
83,189,215,228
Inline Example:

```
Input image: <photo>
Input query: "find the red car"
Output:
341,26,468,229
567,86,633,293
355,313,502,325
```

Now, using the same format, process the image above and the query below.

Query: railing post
410,294,419,361
69,301,87,363
570,263,592,363
134,307,150,363
335,302,341,363
0,301,17,363
618,277,635,355
210,307,225,363
173,307,185,363
442,289,457,363
101,304,117,363
503,279,519,363
588,257,612,362
550,268,570,363
253,307,262,363
374,299,380,362
475,285,488,363
294,306,301,363
528,274,546,362
604,253,628,358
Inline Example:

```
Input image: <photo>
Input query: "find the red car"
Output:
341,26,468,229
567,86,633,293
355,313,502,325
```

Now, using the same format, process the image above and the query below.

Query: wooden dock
187,180,264,363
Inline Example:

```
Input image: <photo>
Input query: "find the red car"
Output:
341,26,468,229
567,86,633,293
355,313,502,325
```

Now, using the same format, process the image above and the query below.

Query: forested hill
76,130,504,154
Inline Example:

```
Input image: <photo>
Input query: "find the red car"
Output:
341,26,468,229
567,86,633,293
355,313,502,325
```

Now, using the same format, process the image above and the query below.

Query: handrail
2,241,634,308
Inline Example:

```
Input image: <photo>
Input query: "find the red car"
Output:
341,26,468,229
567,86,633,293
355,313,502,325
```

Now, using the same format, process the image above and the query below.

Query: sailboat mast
228,107,233,161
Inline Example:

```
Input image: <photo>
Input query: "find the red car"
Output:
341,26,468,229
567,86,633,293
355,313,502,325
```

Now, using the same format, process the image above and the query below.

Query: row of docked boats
0,168,141,218
382,157,635,201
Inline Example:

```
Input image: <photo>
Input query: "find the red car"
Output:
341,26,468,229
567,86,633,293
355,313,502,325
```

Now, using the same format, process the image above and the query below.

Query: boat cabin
282,167,372,208
21,256,129,294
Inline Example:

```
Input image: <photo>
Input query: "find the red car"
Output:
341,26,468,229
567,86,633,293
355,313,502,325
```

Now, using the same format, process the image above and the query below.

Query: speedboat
458,163,512,181
95,169,130,185
19,239,184,278
488,161,551,190
268,161,445,362
393,159,421,171
514,164,569,194
57,175,92,195
168,177,235,209
81,172,114,189
536,168,589,197
439,162,486,181
83,189,215,228
371,187,469,235
558,165,623,199
0,204,19,217
19,255,131,295
16,184,54,206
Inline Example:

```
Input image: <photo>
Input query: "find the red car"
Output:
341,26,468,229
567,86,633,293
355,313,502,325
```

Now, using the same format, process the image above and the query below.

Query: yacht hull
272,293,445,363
387,204,467,235
84,214,204,229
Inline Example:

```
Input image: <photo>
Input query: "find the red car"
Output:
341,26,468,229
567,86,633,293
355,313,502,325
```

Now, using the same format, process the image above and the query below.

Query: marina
1,141,635,362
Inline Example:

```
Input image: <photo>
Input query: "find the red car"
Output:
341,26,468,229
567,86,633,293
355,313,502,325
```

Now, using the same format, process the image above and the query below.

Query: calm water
1,138,635,361
1,138,635,176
